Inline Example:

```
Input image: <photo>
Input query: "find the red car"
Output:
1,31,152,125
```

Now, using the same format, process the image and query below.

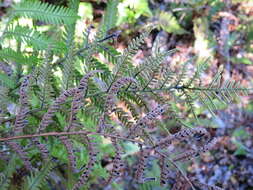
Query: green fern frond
4,25,61,50
0,72,15,89
119,92,148,111
191,69,249,115
134,49,176,88
60,0,79,90
182,90,198,121
0,155,17,190
0,86,9,115
159,67,176,89
112,29,151,80
175,58,192,87
35,50,54,107
98,44,120,65
0,48,39,65
13,1,79,25
99,0,119,38
22,162,54,190
185,58,209,87
62,57,74,90
89,57,112,78
114,107,134,128
199,77,249,104
118,95,140,121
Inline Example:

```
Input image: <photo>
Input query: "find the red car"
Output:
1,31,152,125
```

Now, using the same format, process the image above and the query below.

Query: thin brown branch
0,130,143,144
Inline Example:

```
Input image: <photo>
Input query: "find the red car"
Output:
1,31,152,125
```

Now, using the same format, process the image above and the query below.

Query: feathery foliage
0,1,251,190
13,1,79,25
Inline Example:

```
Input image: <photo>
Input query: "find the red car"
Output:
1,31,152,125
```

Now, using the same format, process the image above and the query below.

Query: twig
0,130,143,144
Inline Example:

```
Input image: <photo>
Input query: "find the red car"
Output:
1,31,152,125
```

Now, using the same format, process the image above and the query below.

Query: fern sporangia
72,134,97,190
173,137,218,162
156,127,208,149
66,70,103,132
6,141,33,171
159,155,171,186
14,75,31,135
105,135,124,186
127,104,169,138
37,88,76,133
135,145,151,184
0,1,251,189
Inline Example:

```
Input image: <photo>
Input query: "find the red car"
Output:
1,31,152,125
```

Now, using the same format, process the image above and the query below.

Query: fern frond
119,96,140,121
128,104,169,138
99,0,119,38
66,70,102,131
13,1,79,25
98,44,120,65
114,107,134,128
59,136,76,172
159,156,170,186
194,72,249,114
105,136,124,185
0,72,15,89
156,127,208,149
60,0,79,90
37,88,76,133
0,48,39,65
173,137,218,162
14,75,31,135
105,77,137,114
22,162,54,190
34,50,54,107
4,25,60,50
72,135,97,190
185,58,209,87
134,49,176,88
7,141,33,171
182,90,198,120
112,29,151,80
175,58,192,87
135,146,151,183
0,86,9,116
0,155,17,190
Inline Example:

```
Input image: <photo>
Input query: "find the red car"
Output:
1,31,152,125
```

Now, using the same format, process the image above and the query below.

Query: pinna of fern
12,0,79,25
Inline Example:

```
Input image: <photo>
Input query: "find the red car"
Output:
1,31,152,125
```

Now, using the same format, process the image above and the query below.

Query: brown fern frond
173,137,218,162
14,75,31,135
171,172,190,190
159,156,170,186
106,136,124,185
104,77,137,114
59,136,76,172
66,70,102,132
72,134,97,190
192,180,224,190
7,141,33,171
127,104,169,138
37,88,76,133
156,127,208,149
135,146,151,183
32,139,49,161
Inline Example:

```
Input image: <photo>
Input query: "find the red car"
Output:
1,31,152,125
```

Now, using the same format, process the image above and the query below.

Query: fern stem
0,131,143,144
